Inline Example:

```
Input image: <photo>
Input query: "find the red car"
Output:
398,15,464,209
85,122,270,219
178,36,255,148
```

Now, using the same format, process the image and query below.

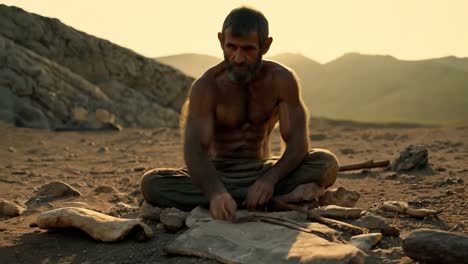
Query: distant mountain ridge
155,52,468,124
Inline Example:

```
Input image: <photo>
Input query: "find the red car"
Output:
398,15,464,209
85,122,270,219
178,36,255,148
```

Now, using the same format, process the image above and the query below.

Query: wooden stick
237,215,336,241
339,160,390,172
272,200,368,235
311,216,368,235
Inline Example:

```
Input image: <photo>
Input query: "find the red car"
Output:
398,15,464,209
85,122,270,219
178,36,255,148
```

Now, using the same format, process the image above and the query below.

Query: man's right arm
184,77,224,198
183,77,236,220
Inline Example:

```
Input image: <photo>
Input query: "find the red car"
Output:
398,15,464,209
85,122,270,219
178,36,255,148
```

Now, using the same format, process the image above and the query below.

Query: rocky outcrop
0,5,193,129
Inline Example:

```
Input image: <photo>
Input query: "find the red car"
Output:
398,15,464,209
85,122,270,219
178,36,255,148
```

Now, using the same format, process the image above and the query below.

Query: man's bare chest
215,83,278,128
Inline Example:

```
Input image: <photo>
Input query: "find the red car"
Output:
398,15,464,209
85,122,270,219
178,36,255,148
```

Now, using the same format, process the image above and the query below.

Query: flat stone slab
165,220,366,264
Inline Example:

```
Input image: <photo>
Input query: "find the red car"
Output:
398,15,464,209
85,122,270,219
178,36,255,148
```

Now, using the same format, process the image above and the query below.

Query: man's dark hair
221,6,269,46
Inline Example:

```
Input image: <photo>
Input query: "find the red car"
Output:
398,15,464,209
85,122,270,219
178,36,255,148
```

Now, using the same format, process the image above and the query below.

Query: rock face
0,5,193,129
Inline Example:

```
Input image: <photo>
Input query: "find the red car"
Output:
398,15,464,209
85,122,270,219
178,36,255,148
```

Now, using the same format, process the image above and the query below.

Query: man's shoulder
198,62,225,82
262,60,297,80
262,60,298,87
190,63,225,99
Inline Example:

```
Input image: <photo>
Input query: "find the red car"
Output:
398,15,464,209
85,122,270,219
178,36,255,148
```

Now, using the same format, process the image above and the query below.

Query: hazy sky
2,0,467,63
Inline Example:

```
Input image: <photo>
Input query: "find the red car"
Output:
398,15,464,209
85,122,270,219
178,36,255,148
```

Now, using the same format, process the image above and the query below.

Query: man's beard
225,54,262,84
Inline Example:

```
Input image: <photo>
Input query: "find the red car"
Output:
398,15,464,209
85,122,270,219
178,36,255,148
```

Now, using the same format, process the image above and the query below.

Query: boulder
389,145,430,172
402,228,468,264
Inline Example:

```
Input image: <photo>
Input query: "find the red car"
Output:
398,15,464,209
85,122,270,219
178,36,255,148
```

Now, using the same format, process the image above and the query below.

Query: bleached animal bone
382,201,439,218
308,205,363,219
36,207,153,242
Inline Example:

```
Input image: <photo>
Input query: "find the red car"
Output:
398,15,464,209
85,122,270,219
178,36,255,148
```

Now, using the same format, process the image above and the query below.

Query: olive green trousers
140,149,339,211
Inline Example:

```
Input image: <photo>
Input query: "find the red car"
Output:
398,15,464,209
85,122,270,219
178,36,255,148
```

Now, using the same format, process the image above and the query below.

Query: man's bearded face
221,28,263,84
225,53,262,84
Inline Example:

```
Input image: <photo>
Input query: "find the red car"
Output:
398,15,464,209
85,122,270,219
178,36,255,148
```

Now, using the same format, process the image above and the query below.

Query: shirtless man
141,7,339,221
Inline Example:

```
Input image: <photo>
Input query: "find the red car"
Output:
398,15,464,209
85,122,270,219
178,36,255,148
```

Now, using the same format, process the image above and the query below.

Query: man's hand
210,192,237,221
246,177,275,211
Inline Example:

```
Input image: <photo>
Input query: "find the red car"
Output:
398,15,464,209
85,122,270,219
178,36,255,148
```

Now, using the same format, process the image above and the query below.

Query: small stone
139,201,162,221
339,148,355,155
384,173,398,180
8,147,16,152
310,133,327,141
350,233,382,251
133,166,146,172
0,199,25,217
93,185,119,194
97,146,108,153
160,207,189,230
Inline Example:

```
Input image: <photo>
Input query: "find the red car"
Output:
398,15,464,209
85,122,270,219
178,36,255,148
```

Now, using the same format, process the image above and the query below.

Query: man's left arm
246,69,309,210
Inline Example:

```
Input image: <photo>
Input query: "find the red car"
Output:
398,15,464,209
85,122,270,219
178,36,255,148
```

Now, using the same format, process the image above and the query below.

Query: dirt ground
0,119,467,263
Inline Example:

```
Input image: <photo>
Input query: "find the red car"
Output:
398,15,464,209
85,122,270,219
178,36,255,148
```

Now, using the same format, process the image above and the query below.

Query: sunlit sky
1,0,467,63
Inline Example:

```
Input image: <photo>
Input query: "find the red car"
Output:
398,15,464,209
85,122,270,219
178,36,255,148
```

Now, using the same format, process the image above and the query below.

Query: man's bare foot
275,183,325,204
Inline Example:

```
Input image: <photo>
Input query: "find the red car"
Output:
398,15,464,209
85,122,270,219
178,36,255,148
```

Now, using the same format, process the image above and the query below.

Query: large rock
402,228,468,264
389,145,430,172
0,4,193,129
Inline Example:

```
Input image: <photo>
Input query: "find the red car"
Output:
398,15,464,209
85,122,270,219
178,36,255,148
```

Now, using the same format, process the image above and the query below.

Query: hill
156,52,468,124
0,5,193,129
155,53,222,78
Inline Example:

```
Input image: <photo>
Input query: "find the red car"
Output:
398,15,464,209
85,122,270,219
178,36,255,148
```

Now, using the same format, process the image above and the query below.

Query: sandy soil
0,120,467,263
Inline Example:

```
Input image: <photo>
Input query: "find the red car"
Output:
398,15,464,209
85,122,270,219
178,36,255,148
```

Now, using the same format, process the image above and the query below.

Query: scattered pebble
94,185,119,194
97,146,109,153
133,166,146,172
